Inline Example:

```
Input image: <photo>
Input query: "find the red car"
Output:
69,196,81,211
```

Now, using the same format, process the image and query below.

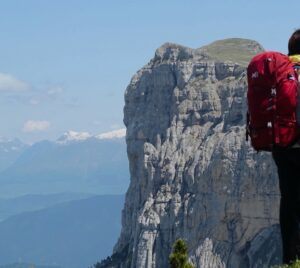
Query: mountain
0,192,94,222
101,39,282,267
57,129,126,144
0,138,28,172
56,130,92,144
0,263,62,268
0,130,129,198
0,195,124,268
200,38,263,65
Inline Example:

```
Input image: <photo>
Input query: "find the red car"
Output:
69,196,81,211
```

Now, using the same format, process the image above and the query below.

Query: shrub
275,259,300,268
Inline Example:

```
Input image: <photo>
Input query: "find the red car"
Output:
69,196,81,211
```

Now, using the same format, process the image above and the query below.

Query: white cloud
23,120,50,132
0,73,29,91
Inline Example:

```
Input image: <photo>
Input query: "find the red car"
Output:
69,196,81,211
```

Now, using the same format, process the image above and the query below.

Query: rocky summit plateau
100,38,281,268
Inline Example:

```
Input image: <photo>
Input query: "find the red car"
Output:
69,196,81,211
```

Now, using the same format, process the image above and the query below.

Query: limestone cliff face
112,39,281,268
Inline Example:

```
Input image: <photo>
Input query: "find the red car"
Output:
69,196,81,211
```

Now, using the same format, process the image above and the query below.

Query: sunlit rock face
110,39,281,268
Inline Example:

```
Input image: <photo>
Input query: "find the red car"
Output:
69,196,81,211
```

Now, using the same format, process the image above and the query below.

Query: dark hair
288,29,300,55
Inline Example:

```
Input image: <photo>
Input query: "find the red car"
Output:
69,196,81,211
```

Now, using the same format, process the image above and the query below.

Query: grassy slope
200,38,264,66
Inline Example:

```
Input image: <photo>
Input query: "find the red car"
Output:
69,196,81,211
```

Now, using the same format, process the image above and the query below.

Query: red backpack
246,51,300,151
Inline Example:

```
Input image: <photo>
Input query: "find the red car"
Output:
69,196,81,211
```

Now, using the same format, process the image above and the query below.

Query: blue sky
0,0,298,143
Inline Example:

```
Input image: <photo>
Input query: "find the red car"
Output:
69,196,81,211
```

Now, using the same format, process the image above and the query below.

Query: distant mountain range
0,192,94,222
0,129,128,267
0,194,124,268
0,263,62,268
0,129,129,198
0,138,28,173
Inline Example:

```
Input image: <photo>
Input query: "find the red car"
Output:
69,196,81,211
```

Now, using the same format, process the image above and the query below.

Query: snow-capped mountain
95,128,126,140
0,130,129,198
56,128,126,144
56,130,92,144
0,138,27,152
0,138,28,172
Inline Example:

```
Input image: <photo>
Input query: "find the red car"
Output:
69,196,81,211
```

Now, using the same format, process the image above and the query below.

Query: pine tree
169,239,195,268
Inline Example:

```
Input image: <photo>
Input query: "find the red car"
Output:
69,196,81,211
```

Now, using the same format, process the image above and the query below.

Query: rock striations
106,39,282,267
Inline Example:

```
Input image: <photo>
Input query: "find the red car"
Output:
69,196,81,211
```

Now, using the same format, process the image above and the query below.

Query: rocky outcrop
109,39,281,267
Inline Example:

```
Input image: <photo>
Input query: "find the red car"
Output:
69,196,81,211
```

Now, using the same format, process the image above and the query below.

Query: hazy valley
0,130,128,268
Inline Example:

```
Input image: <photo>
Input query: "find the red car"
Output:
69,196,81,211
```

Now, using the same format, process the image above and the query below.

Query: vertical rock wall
111,39,281,268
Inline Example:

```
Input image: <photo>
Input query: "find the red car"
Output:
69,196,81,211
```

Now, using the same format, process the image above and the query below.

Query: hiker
247,28,300,264
272,29,300,264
